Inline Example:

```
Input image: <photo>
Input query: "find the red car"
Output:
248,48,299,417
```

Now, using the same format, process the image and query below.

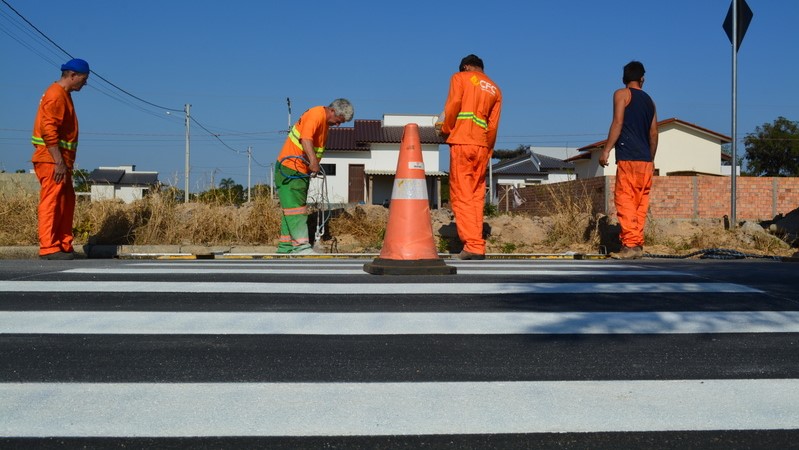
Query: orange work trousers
34,162,75,256
449,144,492,254
614,160,654,248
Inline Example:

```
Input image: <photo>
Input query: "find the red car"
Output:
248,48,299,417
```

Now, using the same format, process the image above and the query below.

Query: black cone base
363,258,457,275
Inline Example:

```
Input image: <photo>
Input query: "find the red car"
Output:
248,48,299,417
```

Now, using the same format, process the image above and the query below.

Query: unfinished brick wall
509,176,799,220
506,178,607,217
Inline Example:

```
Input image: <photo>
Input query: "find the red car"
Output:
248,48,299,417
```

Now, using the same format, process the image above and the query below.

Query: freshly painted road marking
0,281,758,294
2,310,795,334
1,379,797,436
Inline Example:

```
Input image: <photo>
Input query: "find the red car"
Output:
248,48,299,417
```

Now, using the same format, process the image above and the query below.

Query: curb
0,246,610,260
2,246,794,261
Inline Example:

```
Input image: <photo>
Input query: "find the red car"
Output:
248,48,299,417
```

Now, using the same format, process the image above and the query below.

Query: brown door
348,164,365,203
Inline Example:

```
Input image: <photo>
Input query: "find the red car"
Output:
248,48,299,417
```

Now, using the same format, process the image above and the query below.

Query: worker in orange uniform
599,61,658,260
437,54,502,260
31,58,90,260
275,99,354,255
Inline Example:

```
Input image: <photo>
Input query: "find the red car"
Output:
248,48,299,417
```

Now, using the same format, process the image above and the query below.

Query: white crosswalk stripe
1,259,795,445
3,380,798,436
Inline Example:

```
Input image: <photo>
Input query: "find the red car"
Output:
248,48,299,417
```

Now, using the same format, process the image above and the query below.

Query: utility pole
270,163,275,200
184,103,191,203
247,146,252,203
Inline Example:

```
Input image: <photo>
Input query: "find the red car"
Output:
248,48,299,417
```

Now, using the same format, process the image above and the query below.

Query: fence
510,176,799,221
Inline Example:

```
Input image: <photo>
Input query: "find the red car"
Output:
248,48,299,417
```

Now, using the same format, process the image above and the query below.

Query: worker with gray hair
275,98,354,255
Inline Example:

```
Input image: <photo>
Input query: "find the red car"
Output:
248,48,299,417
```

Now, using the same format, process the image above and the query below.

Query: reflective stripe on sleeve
31,136,78,151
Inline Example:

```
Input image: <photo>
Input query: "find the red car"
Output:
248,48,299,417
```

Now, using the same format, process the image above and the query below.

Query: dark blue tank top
616,88,655,162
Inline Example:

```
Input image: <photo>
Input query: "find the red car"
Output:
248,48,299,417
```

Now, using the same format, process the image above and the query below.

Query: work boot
633,246,644,258
456,250,486,260
39,251,75,260
609,246,640,260
292,247,321,256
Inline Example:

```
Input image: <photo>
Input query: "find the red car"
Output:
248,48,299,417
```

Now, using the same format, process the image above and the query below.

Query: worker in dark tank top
599,61,659,259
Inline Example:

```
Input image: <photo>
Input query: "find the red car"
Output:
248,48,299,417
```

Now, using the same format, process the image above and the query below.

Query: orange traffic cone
363,123,456,275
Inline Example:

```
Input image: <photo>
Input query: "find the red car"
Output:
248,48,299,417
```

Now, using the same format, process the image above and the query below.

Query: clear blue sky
1,0,797,190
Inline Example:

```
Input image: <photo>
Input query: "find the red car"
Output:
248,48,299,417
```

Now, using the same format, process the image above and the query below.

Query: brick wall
510,176,799,220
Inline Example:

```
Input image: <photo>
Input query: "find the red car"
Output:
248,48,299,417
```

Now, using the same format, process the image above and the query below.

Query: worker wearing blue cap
31,58,90,260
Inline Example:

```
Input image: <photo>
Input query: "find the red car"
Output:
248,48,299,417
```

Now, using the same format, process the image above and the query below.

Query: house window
320,163,336,176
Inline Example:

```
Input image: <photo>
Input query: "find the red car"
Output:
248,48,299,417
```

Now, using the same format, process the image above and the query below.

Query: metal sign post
722,0,753,227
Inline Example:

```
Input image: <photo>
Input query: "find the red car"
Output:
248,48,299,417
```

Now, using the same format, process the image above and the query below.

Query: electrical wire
1,0,183,113
189,116,247,154
1,0,275,178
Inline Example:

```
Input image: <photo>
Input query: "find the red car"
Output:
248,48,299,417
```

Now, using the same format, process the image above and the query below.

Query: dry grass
543,182,600,249
1,185,794,257
0,188,38,246
3,188,282,246
327,205,388,251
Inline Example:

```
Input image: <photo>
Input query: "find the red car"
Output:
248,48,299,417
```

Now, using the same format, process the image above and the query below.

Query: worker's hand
309,161,321,177
53,160,67,184
599,149,610,168
434,122,447,137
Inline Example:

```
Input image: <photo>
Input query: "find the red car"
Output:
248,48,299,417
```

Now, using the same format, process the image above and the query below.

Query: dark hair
623,61,645,84
459,54,484,72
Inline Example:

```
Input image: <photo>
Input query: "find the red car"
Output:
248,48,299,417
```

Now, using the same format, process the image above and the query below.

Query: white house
489,148,575,202
565,118,732,178
312,114,447,207
492,148,577,187
89,165,159,203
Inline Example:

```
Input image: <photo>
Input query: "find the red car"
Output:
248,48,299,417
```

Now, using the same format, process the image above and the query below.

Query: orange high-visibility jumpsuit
441,71,502,255
31,83,79,256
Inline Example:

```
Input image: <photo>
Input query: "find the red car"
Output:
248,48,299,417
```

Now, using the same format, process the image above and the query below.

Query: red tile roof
325,119,447,152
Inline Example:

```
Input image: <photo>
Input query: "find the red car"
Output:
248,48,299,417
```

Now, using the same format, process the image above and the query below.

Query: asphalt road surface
0,257,797,449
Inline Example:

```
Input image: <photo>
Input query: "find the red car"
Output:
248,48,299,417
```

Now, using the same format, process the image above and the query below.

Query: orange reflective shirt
31,83,79,169
442,71,502,149
276,105,329,173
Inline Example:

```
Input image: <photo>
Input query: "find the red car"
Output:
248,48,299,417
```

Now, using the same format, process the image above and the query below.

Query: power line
189,116,246,154
0,0,183,113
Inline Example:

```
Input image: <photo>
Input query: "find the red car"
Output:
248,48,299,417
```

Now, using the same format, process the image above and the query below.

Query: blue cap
61,58,90,74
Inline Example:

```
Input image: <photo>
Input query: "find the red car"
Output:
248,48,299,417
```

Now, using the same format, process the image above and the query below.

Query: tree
492,145,529,161
73,168,91,192
197,178,245,205
743,117,799,176
250,184,274,200
219,177,236,190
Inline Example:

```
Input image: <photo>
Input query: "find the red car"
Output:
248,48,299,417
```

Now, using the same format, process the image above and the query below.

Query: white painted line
0,281,759,294
63,268,687,276
2,311,796,334
1,379,796,436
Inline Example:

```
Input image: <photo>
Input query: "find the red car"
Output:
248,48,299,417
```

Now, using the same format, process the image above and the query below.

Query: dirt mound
768,207,799,247
325,204,797,257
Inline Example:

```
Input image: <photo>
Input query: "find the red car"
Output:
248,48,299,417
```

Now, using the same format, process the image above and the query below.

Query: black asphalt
0,258,797,449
